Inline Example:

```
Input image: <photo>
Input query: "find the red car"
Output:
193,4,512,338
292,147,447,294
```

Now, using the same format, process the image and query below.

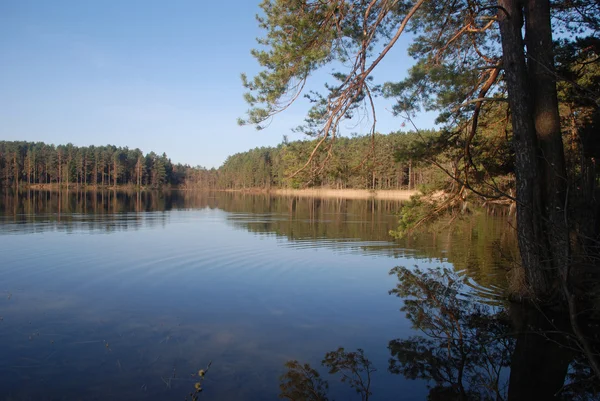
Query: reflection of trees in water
217,193,518,289
2,189,517,294
0,189,177,234
1,189,179,216
280,267,600,400
280,348,375,401
2,190,516,290
388,267,512,401
214,192,518,288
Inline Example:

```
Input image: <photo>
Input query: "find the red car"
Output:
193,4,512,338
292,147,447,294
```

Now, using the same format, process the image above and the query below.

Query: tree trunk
113,160,117,188
497,0,554,297
13,153,19,187
58,153,62,187
524,0,570,283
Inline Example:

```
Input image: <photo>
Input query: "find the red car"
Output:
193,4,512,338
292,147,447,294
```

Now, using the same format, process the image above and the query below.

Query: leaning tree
240,0,600,301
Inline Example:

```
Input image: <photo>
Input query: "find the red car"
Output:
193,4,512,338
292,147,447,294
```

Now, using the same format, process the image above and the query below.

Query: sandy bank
269,188,418,200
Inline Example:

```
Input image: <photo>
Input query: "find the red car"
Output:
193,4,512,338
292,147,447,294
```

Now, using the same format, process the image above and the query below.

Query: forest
0,130,448,191
0,141,197,189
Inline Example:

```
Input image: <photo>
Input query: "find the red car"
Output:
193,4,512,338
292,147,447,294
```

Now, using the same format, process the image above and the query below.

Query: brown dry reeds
270,188,419,200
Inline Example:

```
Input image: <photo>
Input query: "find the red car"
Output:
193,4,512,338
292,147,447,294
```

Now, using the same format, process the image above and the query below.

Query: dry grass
270,188,419,200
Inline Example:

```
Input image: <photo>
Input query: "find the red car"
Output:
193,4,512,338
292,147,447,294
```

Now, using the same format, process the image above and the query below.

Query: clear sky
0,1,433,168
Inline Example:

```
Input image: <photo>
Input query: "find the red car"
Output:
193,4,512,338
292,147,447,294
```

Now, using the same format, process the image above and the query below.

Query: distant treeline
218,131,439,190
0,141,216,189
0,132,438,190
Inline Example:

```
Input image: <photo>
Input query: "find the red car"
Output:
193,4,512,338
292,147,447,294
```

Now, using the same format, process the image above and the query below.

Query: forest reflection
1,189,516,295
280,267,600,401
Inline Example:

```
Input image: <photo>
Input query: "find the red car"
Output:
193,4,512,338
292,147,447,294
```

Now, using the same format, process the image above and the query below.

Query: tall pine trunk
497,0,569,299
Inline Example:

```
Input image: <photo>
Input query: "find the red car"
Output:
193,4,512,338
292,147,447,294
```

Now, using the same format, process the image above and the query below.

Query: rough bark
524,0,570,288
497,0,554,297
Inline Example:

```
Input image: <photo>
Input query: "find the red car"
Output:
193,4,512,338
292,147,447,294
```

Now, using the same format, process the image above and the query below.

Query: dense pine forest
0,131,442,190
0,141,213,189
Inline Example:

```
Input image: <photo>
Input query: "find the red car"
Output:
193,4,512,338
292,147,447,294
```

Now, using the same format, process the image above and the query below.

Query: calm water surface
0,190,516,400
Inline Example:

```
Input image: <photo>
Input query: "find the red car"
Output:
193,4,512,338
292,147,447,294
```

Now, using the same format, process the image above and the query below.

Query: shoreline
265,188,418,200
17,183,156,191
10,185,419,200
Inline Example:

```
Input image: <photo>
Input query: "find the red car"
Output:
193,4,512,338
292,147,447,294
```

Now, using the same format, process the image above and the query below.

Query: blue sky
0,1,433,168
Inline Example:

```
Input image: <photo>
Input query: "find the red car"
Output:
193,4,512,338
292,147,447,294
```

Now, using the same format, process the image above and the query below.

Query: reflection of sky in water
0,209,434,400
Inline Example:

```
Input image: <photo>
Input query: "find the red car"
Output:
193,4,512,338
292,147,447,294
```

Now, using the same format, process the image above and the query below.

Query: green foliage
240,0,341,129
0,141,209,189
389,195,433,238
218,132,443,190
0,134,444,191
241,0,599,227
239,0,525,210
241,0,409,141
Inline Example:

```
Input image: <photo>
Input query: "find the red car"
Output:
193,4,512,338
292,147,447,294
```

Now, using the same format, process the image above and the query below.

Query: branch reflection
281,266,600,400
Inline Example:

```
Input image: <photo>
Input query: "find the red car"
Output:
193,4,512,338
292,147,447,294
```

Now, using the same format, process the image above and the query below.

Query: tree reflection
279,361,330,401
0,189,517,278
281,266,600,400
279,349,375,401
388,266,512,401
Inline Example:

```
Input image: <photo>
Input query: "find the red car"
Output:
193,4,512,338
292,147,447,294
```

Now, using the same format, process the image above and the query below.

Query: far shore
21,183,146,191
266,188,418,200
12,184,419,200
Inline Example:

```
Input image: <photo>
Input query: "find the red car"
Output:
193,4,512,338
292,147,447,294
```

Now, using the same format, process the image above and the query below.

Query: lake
1,189,586,400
